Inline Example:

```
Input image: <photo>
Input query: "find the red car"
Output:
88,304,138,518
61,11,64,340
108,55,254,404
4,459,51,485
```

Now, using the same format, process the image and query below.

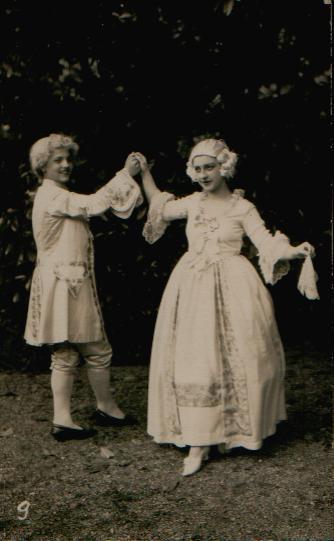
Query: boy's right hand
125,153,141,177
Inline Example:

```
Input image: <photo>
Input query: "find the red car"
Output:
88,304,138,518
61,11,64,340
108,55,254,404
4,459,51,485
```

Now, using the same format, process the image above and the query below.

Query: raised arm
133,152,160,203
133,152,192,243
47,154,143,219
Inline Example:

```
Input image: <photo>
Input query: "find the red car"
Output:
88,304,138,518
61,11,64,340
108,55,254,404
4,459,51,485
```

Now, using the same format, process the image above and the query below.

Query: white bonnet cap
188,139,227,163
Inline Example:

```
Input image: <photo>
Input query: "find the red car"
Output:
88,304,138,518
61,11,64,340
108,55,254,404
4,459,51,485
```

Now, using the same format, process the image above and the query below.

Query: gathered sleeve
142,191,190,244
241,204,290,285
47,169,143,220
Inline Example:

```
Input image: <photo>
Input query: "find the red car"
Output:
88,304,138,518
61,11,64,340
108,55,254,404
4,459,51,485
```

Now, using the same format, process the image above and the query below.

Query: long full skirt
147,254,286,450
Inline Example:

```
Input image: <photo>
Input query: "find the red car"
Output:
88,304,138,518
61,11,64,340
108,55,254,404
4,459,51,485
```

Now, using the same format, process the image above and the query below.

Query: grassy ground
0,348,332,541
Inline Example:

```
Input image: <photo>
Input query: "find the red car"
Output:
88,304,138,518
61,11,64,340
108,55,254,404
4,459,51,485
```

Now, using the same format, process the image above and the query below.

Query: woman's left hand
291,242,315,259
133,152,149,173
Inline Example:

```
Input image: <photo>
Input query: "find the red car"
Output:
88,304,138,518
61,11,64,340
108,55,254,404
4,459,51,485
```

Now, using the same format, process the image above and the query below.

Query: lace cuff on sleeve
258,231,291,285
47,169,143,219
142,191,175,244
100,168,143,218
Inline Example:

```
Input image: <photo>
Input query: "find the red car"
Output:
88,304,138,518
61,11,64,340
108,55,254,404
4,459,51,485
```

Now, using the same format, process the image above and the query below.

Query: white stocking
51,369,81,428
87,367,125,419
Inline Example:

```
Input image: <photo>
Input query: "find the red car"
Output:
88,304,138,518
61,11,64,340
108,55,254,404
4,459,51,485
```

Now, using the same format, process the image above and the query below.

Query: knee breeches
50,340,112,373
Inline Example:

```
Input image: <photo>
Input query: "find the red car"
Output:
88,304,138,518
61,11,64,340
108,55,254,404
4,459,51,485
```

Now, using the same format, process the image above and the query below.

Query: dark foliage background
0,0,331,369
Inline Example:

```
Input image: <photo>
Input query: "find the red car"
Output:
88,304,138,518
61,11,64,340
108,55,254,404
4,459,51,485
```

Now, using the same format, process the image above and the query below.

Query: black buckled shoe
93,409,137,427
51,424,97,442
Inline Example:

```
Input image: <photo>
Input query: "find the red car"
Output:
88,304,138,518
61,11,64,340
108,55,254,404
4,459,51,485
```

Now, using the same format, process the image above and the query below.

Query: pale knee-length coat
24,169,142,347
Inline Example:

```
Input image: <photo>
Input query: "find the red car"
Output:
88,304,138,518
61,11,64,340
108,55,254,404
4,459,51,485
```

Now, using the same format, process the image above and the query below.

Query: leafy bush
0,1,331,368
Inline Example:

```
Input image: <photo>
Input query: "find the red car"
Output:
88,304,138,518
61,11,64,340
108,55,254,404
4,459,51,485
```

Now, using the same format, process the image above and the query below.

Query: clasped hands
124,152,148,177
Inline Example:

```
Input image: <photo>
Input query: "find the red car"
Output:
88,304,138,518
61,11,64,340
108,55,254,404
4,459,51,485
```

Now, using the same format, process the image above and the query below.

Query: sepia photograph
0,1,332,540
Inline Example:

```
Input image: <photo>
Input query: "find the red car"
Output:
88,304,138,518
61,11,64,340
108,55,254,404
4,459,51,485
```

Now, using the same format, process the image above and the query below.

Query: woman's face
44,148,73,184
192,155,224,192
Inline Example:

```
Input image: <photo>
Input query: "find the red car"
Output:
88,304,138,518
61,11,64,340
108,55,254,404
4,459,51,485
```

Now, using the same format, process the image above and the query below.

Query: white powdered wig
29,133,79,179
186,138,238,180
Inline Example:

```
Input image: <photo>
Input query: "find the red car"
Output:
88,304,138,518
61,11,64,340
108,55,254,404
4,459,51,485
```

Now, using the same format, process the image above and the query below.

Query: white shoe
182,446,210,477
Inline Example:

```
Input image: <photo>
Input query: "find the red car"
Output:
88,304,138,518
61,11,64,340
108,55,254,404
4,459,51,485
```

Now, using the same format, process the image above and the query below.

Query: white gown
143,189,291,450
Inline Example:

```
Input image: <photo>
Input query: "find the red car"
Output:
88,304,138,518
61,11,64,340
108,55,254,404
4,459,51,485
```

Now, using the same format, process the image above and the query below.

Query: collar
42,178,69,191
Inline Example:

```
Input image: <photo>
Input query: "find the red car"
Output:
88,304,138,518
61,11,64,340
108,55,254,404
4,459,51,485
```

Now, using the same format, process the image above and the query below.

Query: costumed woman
134,138,318,476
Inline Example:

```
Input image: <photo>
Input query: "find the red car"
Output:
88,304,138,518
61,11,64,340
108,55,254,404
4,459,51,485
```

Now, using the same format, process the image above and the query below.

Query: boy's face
44,148,73,184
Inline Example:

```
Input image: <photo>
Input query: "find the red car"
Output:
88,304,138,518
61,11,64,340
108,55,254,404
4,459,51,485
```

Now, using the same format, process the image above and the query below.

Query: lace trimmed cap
186,138,238,180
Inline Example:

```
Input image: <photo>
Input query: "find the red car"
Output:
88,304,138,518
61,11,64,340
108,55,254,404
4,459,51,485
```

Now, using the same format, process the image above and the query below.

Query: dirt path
0,349,332,541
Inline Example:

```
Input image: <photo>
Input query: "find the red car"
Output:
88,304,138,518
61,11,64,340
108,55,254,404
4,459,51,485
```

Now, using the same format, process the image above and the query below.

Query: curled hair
29,133,79,179
186,138,238,181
